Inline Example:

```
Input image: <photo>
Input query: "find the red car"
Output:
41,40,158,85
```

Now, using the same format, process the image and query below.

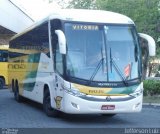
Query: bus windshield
65,23,140,83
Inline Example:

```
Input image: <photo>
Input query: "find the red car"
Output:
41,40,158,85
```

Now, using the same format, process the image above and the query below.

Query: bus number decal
8,64,26,69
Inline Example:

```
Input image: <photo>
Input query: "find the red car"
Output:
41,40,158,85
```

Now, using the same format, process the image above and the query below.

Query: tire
14,81,23,102
0,78,4,89
11,80,15,92
43,89,59,117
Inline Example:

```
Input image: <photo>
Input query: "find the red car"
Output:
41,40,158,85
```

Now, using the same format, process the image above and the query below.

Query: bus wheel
11,80,15,92
14,82,22,102
0,78,4,89
43,89,59,117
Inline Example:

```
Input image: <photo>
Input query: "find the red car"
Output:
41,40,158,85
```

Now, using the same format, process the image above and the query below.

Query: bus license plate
101,105,115,110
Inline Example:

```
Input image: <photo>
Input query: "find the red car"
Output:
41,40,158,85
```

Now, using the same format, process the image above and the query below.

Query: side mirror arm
138,33,156,56
55,30,66,54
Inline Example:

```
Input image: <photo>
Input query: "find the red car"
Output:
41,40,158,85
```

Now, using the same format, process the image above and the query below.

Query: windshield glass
65,23,140,82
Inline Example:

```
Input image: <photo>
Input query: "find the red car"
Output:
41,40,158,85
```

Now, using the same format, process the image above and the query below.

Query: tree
44,0,68,8
96,0,160,42
68,0,97,9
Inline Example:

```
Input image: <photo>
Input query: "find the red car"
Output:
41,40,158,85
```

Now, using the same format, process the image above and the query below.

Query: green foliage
143,79,160,96
96,0,160,42
68,0,97,9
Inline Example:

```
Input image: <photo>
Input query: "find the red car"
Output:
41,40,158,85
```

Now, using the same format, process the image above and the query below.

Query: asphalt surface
0,89,160,128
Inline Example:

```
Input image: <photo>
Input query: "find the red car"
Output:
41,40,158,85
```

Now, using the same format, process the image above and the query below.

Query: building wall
0,25,15,45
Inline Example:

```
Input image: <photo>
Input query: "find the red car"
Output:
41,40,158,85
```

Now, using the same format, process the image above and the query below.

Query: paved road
0,89,160,128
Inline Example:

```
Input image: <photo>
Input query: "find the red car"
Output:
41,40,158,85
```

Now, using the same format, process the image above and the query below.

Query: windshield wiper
87,44,108,85
87,58,103,85
110,48,128,86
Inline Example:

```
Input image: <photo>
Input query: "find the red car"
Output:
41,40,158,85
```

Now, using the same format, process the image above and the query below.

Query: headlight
129,86,143,97
64,87,86,97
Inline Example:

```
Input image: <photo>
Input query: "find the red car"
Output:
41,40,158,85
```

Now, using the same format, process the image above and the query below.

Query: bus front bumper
63,93,143,114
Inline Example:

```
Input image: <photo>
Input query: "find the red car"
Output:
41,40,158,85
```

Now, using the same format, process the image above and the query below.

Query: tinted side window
9,22,50,61
0,50,8,62
31,22,50,57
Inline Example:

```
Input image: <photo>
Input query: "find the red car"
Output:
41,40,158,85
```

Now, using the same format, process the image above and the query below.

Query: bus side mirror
138,33,156,56
55,30,66,54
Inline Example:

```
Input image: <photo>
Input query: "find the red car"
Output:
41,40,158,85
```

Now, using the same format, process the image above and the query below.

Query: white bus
9,9,156,117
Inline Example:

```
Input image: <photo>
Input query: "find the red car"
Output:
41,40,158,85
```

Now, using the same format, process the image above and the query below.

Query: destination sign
72,25,99,30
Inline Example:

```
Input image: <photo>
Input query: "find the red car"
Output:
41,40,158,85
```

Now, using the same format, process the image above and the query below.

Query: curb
143,103,160,107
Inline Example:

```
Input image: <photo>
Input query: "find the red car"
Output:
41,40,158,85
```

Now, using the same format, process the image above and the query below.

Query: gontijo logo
8,64,26,69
